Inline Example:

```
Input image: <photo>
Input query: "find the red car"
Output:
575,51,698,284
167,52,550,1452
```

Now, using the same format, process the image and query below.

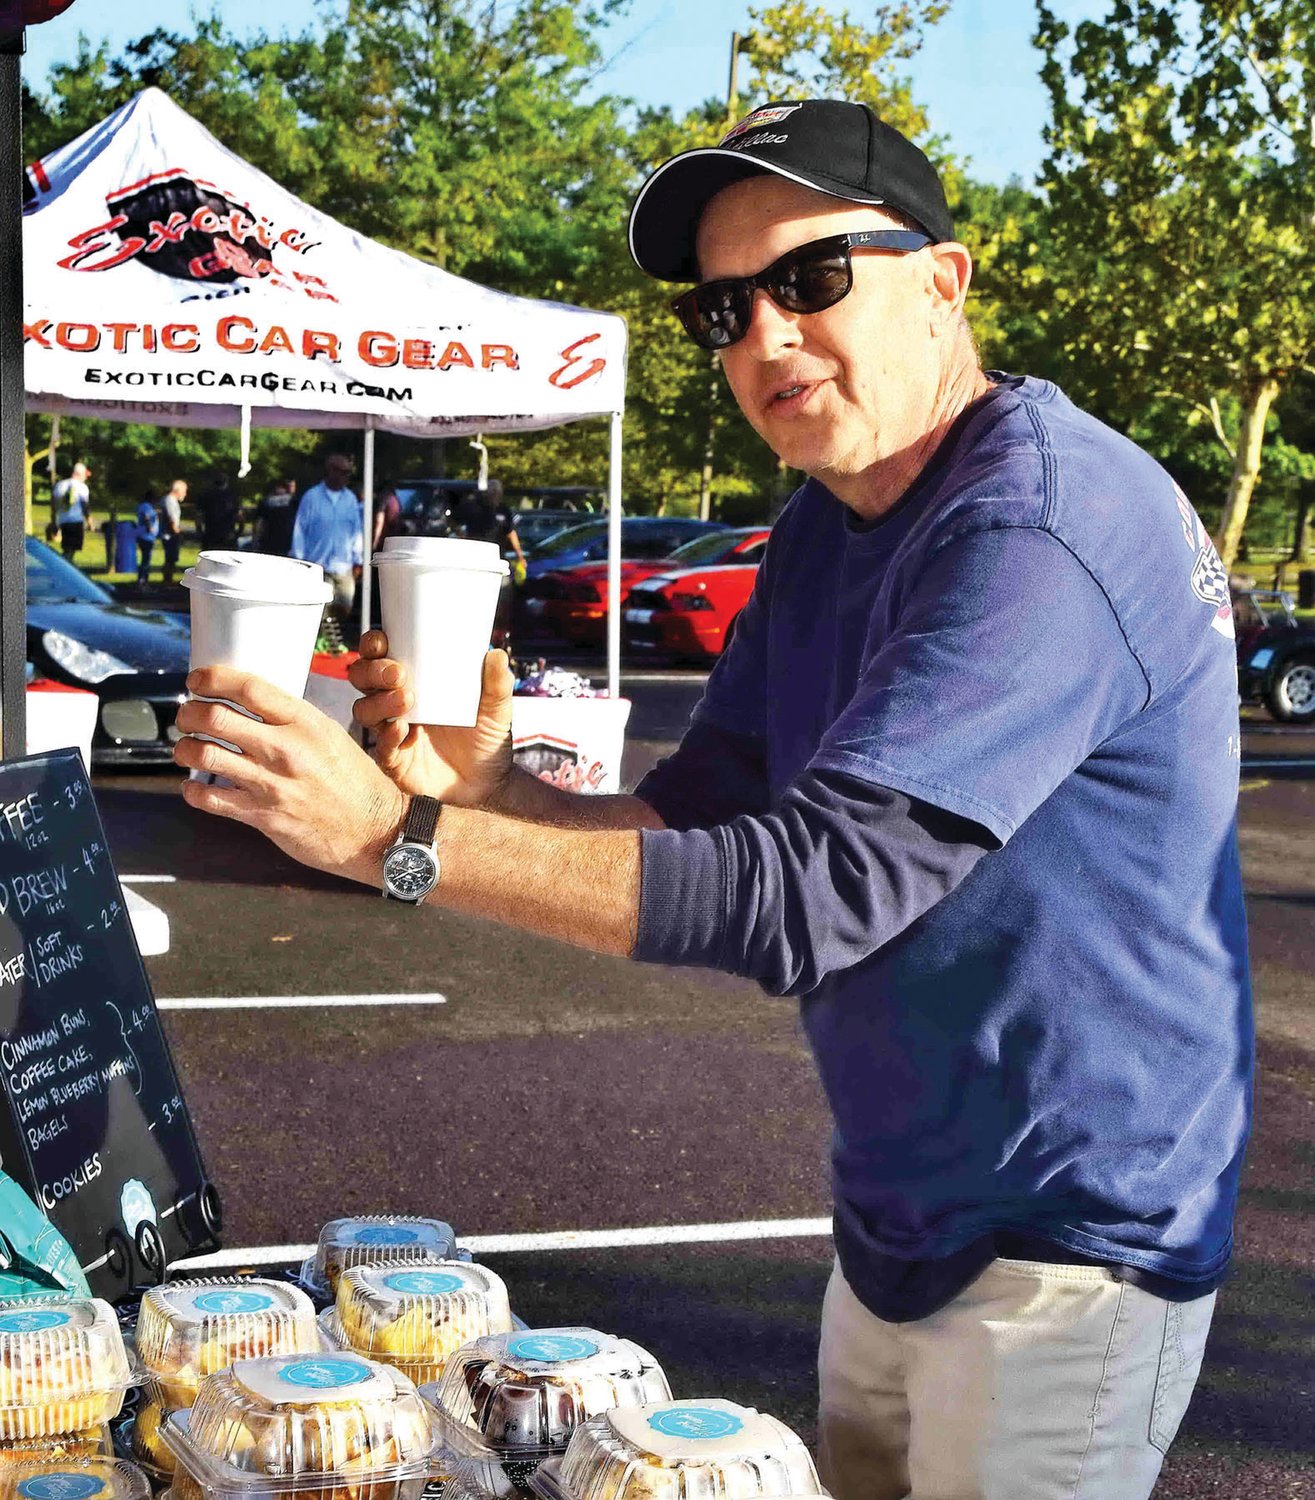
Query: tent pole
0,41,26,761
360,423,375,643
606,409,622,702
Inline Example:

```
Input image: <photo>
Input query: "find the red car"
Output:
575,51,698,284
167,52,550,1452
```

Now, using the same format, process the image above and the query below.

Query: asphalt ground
89,673,1315,1497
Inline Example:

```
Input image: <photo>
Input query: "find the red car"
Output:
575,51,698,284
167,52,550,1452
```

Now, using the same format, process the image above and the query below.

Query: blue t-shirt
135,501,160,542
635,374,1252,1294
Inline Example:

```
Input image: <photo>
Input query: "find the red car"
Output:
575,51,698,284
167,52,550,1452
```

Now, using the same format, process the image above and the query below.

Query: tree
1033,0,1315,570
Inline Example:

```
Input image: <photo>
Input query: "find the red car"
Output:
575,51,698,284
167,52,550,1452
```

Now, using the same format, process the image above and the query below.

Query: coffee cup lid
183,551,333,604
373,537,509,575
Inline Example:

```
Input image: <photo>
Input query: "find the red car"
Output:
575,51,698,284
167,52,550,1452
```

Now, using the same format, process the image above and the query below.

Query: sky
20,0,1097,186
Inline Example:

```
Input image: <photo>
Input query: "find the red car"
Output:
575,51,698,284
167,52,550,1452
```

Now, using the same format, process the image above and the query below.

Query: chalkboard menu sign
0,749,220,1298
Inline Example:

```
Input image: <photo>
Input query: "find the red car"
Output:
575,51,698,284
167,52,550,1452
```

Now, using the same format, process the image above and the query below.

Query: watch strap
402,794,442,847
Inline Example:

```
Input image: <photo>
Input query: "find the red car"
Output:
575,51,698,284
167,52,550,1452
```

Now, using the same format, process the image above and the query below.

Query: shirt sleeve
351,500,364,566
809,524,1149,843
633,719,770,829
635,769,993,996
290,491,310,560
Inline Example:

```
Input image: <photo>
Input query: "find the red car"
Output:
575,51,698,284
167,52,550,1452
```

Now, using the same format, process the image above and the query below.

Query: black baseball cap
628,98,954,283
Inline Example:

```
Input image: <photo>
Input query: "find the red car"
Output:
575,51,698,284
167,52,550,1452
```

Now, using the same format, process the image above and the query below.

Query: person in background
197,472,239,552
372,485,403,552
291,454,363,621
134,489,160,587
450,478,527,583
52,461,93,562
159,478,187,586
256,478,299,556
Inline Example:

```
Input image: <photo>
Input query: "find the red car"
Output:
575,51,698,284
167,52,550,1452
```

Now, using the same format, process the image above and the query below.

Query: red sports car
526,527,769,646
623,550,768,660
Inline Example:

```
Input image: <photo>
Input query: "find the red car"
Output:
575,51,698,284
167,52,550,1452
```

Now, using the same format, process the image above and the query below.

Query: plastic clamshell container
528,1400,823,1500
161,1353,436,1500
129,1395,177,1479
333,1265,513,1387
427,1329,671,1469
0,1300,137,1441
135,1280,321,1408
303,1221,462,1301
0,1429,113,1463
0,1457,152,1500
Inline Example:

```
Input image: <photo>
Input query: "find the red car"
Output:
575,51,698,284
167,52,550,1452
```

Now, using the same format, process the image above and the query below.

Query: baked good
135,1281,319,1408
334,1265,511,1386
129,1397,173,1476
0,1456,151,1500
432,1329,670,1454
552,1400,822,1500
0,1301,134,1440
165,1354,434,1500
310,1221,459,1299
0,1430,111,1463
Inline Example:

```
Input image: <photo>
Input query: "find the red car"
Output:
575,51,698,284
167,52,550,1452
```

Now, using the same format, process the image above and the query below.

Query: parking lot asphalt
90,676,1315,1497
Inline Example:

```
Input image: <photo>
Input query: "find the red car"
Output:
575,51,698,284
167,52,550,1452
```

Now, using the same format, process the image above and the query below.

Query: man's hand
347,631,514,807
174,669,406,885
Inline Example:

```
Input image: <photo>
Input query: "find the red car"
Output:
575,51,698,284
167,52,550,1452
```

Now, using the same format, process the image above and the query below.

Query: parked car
1234,587,1315,722
526,527,770,646
624,541,773,661
521,516,723,581
25,536,191,765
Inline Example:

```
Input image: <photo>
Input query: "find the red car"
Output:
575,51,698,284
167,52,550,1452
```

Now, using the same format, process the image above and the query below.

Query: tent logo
58,169,324,289
550,333,607,390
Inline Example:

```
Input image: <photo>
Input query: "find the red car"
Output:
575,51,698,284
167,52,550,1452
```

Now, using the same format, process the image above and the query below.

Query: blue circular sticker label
354,1225,420,1245
647,1408,744,1441
193,1290,276,1315
381,1271,464,1296
19,1477,105,1500
281,1358,373,1390
506,1333,600,1363
0,1309,70,1334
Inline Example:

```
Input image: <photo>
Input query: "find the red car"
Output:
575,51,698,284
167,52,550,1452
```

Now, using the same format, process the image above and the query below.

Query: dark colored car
1234,588,1315,722
25,536,190,765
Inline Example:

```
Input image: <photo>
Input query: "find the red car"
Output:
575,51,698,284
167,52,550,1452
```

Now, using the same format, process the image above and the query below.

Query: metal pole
359,422,375,637
606,410,622,702
0,32,27,761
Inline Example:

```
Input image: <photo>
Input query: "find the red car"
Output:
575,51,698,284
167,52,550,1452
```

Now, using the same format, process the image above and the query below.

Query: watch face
383,843,438,901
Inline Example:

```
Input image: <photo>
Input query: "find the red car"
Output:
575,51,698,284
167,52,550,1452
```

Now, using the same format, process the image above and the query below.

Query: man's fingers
176,696,278,752
372,719,410,765
173,732,270,792
186,666,304,726
181,774,266,824
352,688,412,729
481,648,515,704
347,656,407,695
359,630,391,661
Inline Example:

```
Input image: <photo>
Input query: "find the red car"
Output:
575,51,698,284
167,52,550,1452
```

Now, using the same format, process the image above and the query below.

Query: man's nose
738,288,804,359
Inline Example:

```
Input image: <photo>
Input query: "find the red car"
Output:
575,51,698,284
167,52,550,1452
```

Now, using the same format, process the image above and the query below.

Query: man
372,485,402,552
159,478,187,586
256,478,299,556
291,454,362,619
175,100,1251,1500
134,489,160,587
51,461,93,561
197,472,239,552
449,479,527,583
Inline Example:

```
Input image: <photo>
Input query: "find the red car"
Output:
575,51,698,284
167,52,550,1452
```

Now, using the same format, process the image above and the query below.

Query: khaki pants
817,1257,1214,1500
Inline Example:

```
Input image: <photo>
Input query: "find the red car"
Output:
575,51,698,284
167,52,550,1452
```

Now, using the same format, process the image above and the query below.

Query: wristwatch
382,795,442,903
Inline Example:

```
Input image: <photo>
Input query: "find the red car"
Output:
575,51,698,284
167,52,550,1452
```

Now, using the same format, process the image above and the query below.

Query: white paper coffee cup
372,536,509,727
182,551,333,781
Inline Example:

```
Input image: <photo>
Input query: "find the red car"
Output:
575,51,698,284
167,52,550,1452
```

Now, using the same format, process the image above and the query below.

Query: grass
42,529,206,589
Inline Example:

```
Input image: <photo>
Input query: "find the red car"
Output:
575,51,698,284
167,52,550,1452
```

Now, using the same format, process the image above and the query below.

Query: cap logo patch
721,104,802,145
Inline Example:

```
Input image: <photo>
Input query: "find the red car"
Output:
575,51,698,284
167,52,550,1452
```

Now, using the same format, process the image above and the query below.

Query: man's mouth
768,379,822,412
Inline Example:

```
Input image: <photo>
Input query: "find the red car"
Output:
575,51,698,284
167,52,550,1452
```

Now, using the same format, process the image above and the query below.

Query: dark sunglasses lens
681,283,751,350
773,246,852,312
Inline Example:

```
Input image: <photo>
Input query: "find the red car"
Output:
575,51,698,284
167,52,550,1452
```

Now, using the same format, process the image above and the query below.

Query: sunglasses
671,230,933,351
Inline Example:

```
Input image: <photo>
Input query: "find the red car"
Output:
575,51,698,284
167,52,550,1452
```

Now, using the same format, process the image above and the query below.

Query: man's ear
927,242,974,337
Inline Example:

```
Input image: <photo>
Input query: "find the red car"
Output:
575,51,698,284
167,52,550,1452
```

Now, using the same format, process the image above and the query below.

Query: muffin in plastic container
161,1353,436,1500
135,1281,321,1411
0,1428,113,1463
0,1457,152,1500
301,1223,463,1303
423,1330,670,1495
327,1266,512,1388
527,1400,823,1500
0,1300,138,1441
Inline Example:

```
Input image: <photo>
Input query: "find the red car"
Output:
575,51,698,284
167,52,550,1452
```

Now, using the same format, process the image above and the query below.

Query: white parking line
171,1217,832,1271
121,874,178,884
157,993,448,1011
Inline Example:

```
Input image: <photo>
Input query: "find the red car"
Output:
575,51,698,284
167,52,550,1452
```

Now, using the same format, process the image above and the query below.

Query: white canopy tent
21,87,629,693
